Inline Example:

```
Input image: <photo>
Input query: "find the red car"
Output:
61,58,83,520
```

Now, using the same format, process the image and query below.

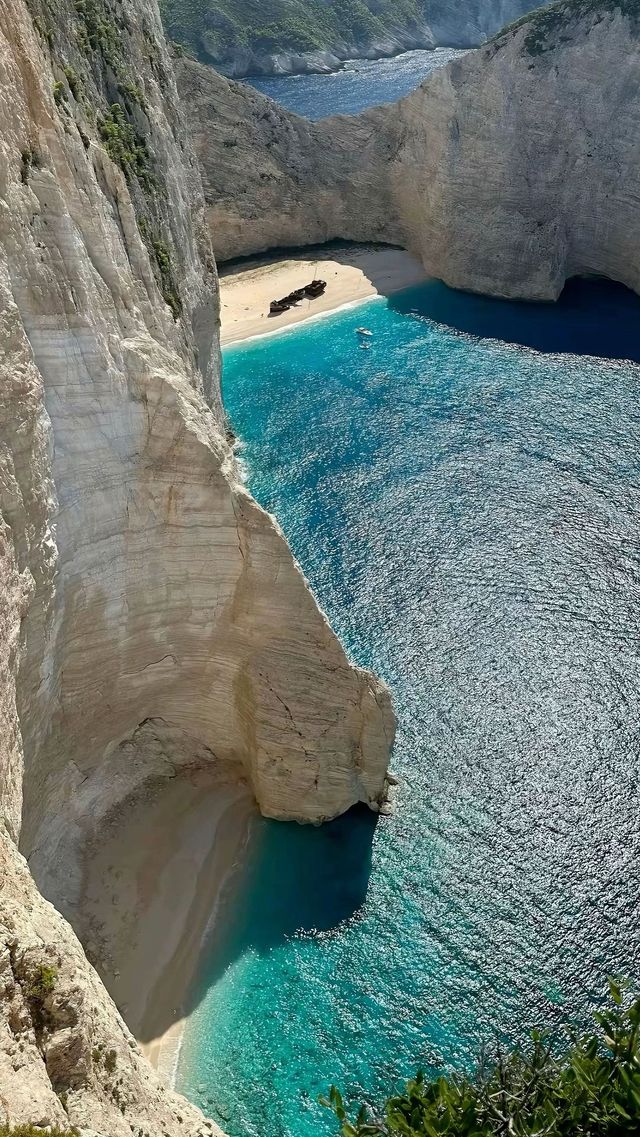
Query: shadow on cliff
219,239,425,298
137,803,378,1044
388,276,640,364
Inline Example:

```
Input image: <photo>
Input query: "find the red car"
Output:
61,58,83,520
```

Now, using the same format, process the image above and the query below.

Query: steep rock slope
161,0,546,78
390,0,640,298
0,0,393,1126
180,0,640,300
175,57,402,262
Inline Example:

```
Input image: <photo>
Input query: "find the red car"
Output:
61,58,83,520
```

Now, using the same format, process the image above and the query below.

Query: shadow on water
184,803,378,1023
389,277,640,363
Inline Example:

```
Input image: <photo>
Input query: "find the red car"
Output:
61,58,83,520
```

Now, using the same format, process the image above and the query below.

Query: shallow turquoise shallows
177,279,640,1137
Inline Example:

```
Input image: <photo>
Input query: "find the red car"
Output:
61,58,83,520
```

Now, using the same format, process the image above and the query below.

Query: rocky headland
180,0,640,300
161,0,549,78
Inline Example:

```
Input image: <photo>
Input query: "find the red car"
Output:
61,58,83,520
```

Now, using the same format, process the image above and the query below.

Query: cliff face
0,0,393,1126
162,0,547,78
389,0,640,299
175,59,402,263
181,0,640,301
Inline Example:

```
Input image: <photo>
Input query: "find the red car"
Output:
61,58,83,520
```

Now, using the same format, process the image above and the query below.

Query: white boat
356,327,373,337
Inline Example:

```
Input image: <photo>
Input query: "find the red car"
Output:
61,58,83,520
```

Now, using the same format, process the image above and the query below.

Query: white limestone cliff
0,0,394,1127
181,0,640,301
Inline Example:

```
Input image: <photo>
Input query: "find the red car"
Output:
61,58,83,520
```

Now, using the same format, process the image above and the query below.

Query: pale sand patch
79,768,256,1084
219,245,428,345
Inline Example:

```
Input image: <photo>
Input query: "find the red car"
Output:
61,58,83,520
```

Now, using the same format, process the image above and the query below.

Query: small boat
356,327,373,337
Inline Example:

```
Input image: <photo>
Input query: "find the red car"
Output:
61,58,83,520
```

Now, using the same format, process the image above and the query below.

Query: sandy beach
219,244,427,345
79,769,256,1084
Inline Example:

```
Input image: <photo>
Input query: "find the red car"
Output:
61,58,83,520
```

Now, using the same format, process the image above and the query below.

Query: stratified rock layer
0,0,393,1127
181,0,640,300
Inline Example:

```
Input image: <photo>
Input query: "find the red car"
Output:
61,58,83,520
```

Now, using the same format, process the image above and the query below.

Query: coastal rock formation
180,0,640,300
0,0,393,1127
0,837,216,1135
162,0,547,78
389,0,640,299
175,57,403,262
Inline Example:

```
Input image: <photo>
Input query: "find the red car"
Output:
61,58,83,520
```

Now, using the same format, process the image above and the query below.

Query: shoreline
143,794,257,1087
78,769,256,1087
214,42,471,82
219,245,428,345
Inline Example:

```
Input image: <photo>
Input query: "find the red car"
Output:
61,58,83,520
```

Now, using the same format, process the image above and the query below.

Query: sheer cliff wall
180,0,640,300
0,0,393,1128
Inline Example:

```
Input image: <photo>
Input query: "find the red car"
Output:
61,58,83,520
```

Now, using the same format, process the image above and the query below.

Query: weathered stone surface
175,58,403,262
0,835,217,1133
389,1,640,299
0,0,393,1126
182,1,640,300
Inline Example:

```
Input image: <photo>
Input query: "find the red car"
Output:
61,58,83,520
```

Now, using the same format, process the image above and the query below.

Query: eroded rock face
175,58,403,262
389,1,640,299
0,0,393,1125
0,837,217,1135
181,1,640,300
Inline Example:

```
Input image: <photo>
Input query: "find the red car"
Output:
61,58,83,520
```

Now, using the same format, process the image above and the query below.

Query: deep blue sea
177,278,640,1137
245,48,468,119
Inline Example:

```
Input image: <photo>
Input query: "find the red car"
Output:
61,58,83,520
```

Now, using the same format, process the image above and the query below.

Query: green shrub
323,981,640,1136
0,1127,78,1137
25,962,57,1003
52,80,65,105
63,64,82,98
98,103,153,187
151,236,182,318
23,963,57,1032
20,146,41,183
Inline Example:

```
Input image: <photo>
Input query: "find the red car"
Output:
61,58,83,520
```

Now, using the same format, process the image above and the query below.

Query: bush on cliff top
159,0,425,63
324,981,640,1136
0,1129,78,1137
501,0,640,57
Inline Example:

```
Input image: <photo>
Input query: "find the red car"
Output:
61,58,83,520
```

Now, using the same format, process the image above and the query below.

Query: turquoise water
245,48,468,119
178,279,640,1137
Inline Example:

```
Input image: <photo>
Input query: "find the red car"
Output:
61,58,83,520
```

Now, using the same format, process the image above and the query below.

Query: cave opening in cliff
388,276,640,363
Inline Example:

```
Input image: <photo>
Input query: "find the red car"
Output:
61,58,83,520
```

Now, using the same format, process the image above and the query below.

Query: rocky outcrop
389,0,640,299
175,58,403,262
163,0,548,79
0,0,393,1127
0,837,216,1135
181,0,640,300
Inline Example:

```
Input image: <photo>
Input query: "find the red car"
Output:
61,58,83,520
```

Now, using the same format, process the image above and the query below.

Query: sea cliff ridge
1,0,639,1131
180,0,640,299
0,0,393,1128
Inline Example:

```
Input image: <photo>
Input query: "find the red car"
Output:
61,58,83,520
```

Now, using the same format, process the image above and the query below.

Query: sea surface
177,277,640,1137
245,48,468,119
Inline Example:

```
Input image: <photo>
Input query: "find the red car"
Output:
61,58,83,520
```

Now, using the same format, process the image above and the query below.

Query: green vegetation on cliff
160,0,426,62
499,0,640,56
325,982,640,1136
